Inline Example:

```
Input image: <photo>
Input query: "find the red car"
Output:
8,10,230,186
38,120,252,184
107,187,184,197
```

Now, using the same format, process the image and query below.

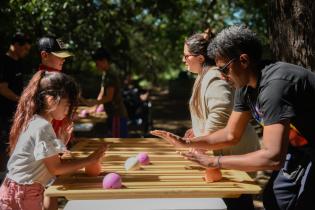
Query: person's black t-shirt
101,71,127,118
234,62,315,147
0,54,24,119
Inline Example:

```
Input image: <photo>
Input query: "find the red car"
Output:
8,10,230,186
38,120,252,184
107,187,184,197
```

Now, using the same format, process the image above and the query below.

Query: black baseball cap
38,36,73,58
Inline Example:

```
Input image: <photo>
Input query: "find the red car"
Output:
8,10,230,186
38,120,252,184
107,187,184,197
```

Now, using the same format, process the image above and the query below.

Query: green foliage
0,0,268,87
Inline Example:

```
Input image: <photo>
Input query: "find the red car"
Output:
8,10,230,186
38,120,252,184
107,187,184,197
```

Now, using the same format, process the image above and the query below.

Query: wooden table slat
45,138,261,200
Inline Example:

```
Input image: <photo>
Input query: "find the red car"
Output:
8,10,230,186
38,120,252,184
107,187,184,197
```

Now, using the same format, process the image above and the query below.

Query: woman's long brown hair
9,71,79,154
186,30,215,118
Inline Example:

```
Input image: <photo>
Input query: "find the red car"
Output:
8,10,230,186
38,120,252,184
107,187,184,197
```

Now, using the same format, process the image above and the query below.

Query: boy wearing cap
0,32,31,179
37,36,74,138
37,36,73,72
37,36,73,210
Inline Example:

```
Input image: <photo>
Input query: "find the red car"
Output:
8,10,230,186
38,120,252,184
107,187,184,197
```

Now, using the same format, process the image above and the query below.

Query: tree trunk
269,0,315,71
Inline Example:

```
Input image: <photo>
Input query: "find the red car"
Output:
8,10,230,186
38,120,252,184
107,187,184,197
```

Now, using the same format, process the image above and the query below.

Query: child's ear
198,55,205,64
40,51,49,59
45,95,56,108
239,54,250,69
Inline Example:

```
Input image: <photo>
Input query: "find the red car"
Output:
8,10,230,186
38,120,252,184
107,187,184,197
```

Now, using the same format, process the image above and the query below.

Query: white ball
124,157,141,171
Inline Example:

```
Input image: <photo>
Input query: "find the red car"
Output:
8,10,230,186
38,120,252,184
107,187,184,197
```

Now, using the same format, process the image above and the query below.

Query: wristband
217,155,222,169
208,155,222,168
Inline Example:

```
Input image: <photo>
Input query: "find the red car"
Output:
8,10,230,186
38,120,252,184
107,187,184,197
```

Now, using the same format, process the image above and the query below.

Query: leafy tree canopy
0,0,268,87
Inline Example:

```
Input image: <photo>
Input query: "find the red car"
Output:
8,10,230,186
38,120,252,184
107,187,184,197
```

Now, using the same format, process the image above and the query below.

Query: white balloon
124,156,141,171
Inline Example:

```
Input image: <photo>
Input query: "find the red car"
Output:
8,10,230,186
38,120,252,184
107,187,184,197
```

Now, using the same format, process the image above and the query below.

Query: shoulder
105,71,119,83
205,66,221,79
261,62,309,85
203,67,232,92
28,115,54,133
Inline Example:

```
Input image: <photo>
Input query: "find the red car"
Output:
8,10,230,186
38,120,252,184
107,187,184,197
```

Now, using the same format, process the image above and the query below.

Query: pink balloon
96,105,104,113
137,152,150,165
103,173,122,189
79,109,89,117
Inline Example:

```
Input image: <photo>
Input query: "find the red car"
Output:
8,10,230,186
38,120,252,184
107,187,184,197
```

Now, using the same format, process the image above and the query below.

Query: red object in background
38,64,61,72
52,118,73,145
289,128,308,147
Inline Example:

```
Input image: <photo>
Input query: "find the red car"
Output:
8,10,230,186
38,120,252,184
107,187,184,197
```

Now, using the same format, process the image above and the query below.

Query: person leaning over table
151,24,315,210
181,30,260,210
87,48,128,138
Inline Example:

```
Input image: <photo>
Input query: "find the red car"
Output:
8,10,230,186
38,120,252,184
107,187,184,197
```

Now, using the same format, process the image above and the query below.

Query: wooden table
45,138,261,200
74,106,107,124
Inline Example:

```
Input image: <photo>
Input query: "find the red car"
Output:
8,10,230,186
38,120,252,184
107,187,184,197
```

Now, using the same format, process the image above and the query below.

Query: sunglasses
183,54,197,60
218,58,236,75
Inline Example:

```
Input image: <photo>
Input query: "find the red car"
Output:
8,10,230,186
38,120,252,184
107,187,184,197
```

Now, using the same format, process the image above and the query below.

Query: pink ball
103,173,122,189
72,113,79,120
96,105,104,113
79,109,88,117
137,152,150,165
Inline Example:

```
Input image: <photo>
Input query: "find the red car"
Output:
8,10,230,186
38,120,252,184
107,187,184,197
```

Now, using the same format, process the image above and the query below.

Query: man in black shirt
0,32,31,176
151,25,315,210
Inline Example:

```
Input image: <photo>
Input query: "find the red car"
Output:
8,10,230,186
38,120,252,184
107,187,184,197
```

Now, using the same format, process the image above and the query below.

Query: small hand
150,130,188,148
188,147,207,154
179,150,215,168
57,119,73,145
184,128,195,138
88,144,107,163
182,134,210,144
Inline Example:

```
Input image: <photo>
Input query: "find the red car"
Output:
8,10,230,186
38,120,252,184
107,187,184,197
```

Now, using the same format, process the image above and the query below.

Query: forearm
190,128,238,150
218,149,283,172
97,88,104,100
0,85,19,102
52,157,93,175
191,111,251,150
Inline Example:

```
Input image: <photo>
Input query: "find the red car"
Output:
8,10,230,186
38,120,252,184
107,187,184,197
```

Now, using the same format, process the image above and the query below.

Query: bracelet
207,155,222,168
216,155,222,169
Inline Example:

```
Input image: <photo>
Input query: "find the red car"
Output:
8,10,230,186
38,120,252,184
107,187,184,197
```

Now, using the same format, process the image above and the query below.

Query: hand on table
150,130,189,148
88,144,107,163
184,128,195,138
182,134,210,144
179,150,215,168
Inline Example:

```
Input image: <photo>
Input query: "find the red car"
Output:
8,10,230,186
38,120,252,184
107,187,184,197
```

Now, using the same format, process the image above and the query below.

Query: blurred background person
89,48,128,138
0,32,31,182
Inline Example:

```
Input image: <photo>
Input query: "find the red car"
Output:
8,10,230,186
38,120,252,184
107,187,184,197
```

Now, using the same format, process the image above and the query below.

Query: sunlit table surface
45,138,261,200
